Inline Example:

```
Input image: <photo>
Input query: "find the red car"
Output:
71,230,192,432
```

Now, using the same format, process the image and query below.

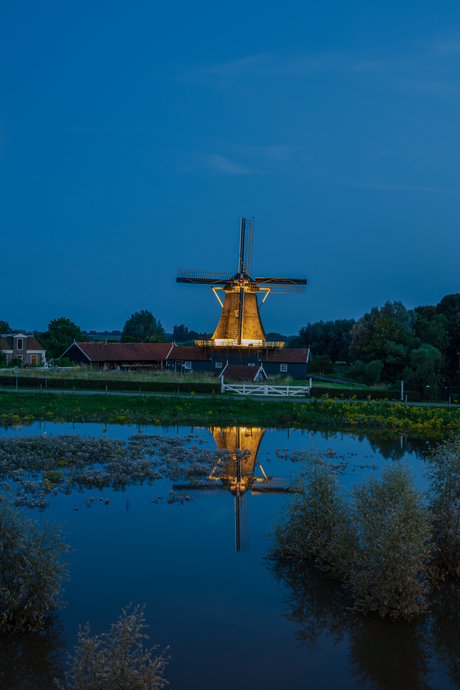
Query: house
59,342,174,370
219,364,267,382
260,348,310,378
0,333,46,366
60,340,311,377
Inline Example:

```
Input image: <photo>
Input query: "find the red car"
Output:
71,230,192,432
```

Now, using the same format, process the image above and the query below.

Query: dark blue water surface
0,421,458,690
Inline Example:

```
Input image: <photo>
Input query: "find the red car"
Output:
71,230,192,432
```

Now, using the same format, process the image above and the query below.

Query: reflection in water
0,615,66,690
268,559,460,690
175,427,292,552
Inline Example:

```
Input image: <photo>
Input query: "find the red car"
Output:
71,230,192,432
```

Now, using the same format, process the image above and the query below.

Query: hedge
0,377,219,395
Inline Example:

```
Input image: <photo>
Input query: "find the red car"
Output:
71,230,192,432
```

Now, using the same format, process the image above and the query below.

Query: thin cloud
188,35,460,97
204,154,254,175
340,179,456,194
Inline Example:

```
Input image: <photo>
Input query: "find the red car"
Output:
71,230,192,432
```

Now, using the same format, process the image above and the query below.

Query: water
0,421,457,689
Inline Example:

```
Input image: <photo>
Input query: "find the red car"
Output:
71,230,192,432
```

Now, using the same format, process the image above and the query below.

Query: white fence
221,379,312,397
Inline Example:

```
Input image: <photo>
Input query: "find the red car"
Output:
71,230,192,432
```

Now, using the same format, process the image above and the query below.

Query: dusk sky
2,2,460,336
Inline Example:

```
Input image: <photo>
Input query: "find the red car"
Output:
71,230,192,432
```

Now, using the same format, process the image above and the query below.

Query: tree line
287,293,460,393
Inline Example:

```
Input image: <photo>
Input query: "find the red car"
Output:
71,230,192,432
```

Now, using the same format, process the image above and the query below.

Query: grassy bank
1,392,460,432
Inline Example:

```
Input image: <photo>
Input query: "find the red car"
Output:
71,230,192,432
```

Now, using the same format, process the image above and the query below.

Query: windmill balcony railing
195,339,286,349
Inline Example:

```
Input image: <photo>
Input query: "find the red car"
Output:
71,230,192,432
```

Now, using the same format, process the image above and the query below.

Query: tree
405,344,443,398
0,351,6,368
414,306,449,352
436,294,460,379
292,319,356,361
347,359,384,386
349,302,415,382
55,605,170,690
0,493,69,633
39,318,85,360
122,310,166,343
0,320,11,334
310,354,335,375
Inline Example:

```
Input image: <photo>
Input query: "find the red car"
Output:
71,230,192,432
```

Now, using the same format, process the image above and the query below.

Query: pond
0,421,458,690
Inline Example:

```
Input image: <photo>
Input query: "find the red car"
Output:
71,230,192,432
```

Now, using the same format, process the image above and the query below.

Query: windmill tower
177,218,307,347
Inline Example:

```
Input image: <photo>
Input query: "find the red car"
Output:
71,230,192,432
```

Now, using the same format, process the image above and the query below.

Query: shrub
349,464,432,619
55,604,170,690
0,493,70,633
270,459,433,619
426,436,460,577
347,359,384,386
269,449,355,577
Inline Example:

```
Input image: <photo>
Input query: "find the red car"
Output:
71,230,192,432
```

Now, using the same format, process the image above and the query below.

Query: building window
184,361,192,370
215,361,223,369
17,338,23,350
248,363,255,367
31,355,37,365
280,363,288,372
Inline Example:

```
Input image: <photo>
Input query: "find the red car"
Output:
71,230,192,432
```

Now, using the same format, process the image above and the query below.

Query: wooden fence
221,378,312,397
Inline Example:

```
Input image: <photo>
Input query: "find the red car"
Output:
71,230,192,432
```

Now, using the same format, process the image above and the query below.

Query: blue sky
2,1,460,335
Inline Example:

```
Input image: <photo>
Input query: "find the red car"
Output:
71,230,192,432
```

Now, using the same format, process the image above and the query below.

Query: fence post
405,394,407,403
449,397,451,407
243,384,246,395
264,384,268,396
139,388,141,396
105,385,108,396
287,386,290,401
221,376,224,394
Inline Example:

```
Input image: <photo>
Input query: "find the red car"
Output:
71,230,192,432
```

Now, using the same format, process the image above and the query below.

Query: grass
1,391,460,433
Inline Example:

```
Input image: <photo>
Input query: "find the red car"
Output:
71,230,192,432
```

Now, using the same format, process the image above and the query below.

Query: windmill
177,218,307,346
174,427,292,553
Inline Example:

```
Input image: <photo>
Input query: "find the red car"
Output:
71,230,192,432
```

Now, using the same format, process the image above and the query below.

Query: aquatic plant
349,464,432,619
269,454,433,619
0,433,231,507
269,449,354,577
55,604,170,690
0,493,70,633
426,435,460,577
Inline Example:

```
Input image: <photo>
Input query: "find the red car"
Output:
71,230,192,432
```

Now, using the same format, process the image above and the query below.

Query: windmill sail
176,218,307,345
177,269,233,284
238,218,254,276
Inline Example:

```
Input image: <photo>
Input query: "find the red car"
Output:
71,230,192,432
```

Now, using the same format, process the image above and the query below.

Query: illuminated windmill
176,218,307,347
174,427,292,552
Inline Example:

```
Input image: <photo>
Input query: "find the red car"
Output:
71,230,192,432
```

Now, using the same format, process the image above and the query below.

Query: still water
0,421,458,690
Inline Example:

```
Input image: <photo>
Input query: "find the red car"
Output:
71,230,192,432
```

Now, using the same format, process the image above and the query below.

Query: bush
349,464,432,619
55,604,170,690
9,357,23,369
310,354,335,375
426,436,460,577
270,458,433,619
269,449,354,577
0,493,69,633
54,357,73,367
347,359,384,386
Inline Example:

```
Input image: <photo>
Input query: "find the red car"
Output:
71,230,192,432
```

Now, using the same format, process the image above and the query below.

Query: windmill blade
255,277,307,294
177,269,233,284
238,218,254,276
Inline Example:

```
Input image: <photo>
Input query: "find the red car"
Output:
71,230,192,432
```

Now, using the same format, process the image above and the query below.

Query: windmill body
177,218,307,347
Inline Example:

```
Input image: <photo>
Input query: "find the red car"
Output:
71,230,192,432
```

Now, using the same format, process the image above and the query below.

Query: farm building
60,341,310,378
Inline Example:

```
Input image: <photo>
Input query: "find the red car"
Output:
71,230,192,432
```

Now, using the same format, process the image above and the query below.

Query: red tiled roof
27,336,45,351
166,345,210,361
221,364,266,381
72,342,173,362
262,348,309,363
0,336,12,350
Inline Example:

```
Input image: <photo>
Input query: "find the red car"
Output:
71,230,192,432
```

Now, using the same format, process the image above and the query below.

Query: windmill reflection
174,427,292,553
